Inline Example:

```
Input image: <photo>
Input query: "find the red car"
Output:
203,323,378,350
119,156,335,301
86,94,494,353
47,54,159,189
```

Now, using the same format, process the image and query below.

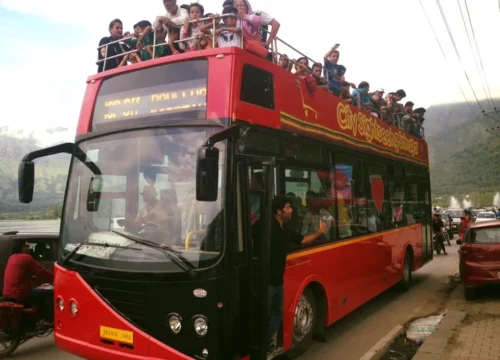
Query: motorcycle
0,284,54,358
433,230,448,254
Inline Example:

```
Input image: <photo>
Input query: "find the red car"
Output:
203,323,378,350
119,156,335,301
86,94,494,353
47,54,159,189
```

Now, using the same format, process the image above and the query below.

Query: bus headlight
193,316,208,337
69,300,78,315
168,314,182,334
56,297,64,312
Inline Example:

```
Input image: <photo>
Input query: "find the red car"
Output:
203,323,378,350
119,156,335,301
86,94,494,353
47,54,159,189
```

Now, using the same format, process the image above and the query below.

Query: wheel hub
293,295,313,342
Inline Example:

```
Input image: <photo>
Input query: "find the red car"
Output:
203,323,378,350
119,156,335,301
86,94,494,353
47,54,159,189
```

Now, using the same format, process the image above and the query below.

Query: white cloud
1,0,499,146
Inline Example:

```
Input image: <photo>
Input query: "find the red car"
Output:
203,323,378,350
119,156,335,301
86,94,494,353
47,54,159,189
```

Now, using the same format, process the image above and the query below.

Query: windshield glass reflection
61,127,225,272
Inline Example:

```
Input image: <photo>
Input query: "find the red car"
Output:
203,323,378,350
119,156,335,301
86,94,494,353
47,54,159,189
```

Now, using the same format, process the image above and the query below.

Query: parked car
0,231,58,294
457,219,500,300
475,211,497,223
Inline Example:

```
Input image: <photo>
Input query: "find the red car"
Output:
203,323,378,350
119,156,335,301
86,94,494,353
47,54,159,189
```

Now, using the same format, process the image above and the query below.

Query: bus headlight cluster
168,314,182,334
69,300,78,315
56,297,64,312
167,313,208,337
193,316,208,337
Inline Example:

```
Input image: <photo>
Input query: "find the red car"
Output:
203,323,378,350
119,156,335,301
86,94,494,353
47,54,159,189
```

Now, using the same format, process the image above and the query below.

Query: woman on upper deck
98,19,131,73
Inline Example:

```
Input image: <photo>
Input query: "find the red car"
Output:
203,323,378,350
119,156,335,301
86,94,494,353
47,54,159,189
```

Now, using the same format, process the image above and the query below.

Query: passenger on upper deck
294,57,317,93
278,54,291,71
369,88,386,117
133,21,156,60
201,7,242,48
155,0,189,32
235,0,263,45
323,43,343,96
311,63,328,89
179,3,205,52
383,89,406,126
352,81,372,108
98,19,130,73
413,107,426,139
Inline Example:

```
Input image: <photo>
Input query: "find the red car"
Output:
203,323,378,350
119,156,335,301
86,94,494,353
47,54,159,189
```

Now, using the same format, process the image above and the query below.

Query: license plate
100,326,134,344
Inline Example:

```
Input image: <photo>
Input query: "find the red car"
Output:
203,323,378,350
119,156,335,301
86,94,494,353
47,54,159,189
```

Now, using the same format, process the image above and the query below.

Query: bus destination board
92,78,207,125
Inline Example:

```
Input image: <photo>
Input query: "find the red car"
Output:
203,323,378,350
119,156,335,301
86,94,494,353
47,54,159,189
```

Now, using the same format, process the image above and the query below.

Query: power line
418,0,475,114
435,0,485,112
464,0,497,109
456,0,494,109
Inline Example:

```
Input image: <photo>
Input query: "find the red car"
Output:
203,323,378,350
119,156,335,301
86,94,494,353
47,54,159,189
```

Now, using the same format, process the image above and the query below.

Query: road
3,221,460,360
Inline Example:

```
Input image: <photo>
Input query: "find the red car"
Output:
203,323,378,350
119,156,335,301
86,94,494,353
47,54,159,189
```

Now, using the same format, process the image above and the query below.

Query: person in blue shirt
352,81,372,108
323,43,343,96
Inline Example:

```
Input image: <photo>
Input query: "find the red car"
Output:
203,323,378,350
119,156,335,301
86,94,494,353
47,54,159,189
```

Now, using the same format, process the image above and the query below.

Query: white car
475,212,497,223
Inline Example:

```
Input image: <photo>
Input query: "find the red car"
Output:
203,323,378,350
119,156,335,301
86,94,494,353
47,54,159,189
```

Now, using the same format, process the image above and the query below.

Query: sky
0,0,499,144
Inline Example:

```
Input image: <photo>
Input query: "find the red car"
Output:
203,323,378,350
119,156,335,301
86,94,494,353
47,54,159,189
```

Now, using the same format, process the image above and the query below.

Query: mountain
426,100,500,201
0,134,70,217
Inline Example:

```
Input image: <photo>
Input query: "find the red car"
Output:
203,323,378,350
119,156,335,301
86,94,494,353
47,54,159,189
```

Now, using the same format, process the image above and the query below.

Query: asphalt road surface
4,221,460,360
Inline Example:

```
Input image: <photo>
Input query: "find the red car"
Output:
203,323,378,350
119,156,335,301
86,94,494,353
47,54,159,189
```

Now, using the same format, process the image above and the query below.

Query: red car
458,219,500,300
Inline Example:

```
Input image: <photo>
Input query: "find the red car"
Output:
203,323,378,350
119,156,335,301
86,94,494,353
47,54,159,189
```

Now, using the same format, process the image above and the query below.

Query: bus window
332,154,366,239
284,167,333,244
404,174,419,225
365,162,391,232
240,64,275,109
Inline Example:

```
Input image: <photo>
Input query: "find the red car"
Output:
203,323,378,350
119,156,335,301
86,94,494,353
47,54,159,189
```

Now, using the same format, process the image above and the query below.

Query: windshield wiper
61,241,142,265
112,230,196,277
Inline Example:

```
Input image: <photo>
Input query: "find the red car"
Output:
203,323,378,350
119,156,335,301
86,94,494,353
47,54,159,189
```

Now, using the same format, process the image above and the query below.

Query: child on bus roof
217,7,242,48
167,27,184,55
134,20,155,60
180,3,205,52
323,43,344,96
196,13,215,50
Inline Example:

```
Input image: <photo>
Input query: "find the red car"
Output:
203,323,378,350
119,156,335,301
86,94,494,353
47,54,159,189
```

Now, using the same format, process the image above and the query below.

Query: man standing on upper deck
155,0,189,33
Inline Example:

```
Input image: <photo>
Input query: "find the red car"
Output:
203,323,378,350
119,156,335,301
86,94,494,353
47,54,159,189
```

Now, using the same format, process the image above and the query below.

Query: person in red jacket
2,240,54,322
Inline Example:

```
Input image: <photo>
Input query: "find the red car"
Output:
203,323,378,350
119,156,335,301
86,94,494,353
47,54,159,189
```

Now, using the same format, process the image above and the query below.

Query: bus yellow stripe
286,224,421,260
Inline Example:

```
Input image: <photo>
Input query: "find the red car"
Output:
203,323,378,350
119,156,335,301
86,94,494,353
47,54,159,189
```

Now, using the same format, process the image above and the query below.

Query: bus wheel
396,251,413,292
288,289,316,358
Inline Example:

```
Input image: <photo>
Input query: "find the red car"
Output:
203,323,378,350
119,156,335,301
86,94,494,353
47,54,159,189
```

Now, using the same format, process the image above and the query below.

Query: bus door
418,179,433,262
235,156,276,360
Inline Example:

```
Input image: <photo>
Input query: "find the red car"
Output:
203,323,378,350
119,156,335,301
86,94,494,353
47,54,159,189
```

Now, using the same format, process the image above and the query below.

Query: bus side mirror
18,161,35,204
196,146,219,201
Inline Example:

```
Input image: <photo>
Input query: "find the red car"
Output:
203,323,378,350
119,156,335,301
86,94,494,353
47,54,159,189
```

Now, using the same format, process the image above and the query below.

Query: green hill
426,101,500,205
0,134,70,217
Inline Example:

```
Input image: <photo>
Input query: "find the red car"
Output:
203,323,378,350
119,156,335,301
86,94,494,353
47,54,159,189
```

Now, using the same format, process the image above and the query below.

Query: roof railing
96,14,425,141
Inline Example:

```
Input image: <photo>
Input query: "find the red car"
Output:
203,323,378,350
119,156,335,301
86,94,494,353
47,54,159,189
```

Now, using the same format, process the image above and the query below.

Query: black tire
464,286,477,301
435,243,441,254
287,289,316,358
0,334,21,359
396,251,413,292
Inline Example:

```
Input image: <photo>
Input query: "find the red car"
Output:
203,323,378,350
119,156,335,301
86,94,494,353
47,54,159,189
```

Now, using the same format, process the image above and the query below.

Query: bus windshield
61,127,225,272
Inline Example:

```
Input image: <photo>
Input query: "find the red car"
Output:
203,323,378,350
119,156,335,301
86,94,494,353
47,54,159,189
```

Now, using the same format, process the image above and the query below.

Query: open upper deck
85,19,428,167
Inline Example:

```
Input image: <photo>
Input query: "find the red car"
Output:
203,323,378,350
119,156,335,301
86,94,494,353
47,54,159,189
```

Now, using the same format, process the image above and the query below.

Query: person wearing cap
2,240,54,323
369,88,386,116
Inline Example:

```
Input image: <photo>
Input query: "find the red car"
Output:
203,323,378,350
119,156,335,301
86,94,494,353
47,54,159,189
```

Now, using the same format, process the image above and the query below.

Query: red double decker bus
17,23,433,360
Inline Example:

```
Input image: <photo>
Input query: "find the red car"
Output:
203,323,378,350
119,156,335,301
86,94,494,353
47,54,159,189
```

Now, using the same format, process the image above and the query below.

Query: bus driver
135,185,167,229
